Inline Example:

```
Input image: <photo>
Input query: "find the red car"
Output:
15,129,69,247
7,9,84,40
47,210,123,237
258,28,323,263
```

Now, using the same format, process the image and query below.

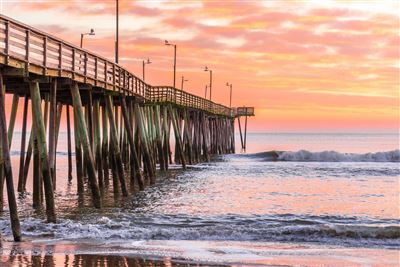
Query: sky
1,0,399,132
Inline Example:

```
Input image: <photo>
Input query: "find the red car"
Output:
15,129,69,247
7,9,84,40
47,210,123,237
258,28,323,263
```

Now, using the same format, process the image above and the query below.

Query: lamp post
115,0,119,63
80,29,95,48
181,76,188,91
205,85,208,99
204,66,212,101
164,40,177,88
142,58,152,81
226,82,232,108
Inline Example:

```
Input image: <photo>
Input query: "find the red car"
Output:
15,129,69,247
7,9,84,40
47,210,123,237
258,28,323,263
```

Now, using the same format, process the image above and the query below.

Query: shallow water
1,132,399,266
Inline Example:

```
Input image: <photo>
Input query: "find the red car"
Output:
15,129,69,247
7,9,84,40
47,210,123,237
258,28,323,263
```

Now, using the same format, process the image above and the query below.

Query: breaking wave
1,214,399,248
251,150,400,162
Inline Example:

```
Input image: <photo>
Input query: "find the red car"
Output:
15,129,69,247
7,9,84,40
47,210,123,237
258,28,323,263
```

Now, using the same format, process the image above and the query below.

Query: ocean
0,132,399,266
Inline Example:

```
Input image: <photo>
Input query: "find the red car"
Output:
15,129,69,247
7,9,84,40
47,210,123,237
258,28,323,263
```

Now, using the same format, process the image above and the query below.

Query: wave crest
255,150,400,162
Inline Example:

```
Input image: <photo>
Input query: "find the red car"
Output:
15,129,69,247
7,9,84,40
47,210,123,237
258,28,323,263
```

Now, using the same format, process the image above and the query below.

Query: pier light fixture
142,58,152,81
164,40,177,88
226,82,233,108
80,28,95,48
204,66,213,101
181,76,188,91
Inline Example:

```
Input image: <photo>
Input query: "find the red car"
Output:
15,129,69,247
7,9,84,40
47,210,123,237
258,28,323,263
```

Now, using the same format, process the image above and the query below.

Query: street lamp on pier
204,66,212,101
142,58,152,81
226,82,233,108
80,29,95,48
164,40,177,88
181,76,188,91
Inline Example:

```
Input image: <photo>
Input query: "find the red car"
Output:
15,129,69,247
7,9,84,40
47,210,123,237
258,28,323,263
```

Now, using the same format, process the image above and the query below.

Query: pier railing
0,14,232,117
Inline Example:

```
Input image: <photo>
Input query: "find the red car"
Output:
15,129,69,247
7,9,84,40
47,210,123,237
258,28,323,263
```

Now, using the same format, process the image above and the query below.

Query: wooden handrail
0,14,233,117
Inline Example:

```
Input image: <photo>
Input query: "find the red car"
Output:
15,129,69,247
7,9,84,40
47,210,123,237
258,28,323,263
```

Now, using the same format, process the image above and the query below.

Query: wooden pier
0,15,254,241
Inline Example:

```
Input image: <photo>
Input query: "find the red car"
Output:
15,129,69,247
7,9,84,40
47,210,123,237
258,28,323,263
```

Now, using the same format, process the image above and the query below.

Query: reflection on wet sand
1,252,221,267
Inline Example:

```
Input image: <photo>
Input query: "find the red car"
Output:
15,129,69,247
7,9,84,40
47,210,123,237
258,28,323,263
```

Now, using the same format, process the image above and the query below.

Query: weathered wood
0,92,18,208
48,79,57,189
101,105,110,186
237,117,244,150
53,102,63,187
32,120,41,208
8,93,19,145
105,95,128,196
93,98,103,189
0,74,21,241
162,106,170,170
182,110,193,165
70,83,102,208
73,104,84,194
22,130,33,191
135,104,155,184
168,106,186,169
29,81,56,223
17,96,29,192
244,115,248,150
66,104,73,182
154,105,166,171
121,96,144,190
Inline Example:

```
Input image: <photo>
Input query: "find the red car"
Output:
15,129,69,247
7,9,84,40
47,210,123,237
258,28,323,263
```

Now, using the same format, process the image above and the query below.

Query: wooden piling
162,106,170,170
121,96,144,190
169,106,186,169
101,105,110,186
73,104,84,194
105,95,128,196
0,73,21,241
135,104,155,184
17,96,29,192
70,83,102,208
66,105,73,182
32,120,41,208
29,81,56,222
48,79,57,190
93,98,104,189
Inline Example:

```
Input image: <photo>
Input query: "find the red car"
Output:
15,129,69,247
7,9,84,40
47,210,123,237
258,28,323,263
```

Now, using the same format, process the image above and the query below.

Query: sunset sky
2,0,399,132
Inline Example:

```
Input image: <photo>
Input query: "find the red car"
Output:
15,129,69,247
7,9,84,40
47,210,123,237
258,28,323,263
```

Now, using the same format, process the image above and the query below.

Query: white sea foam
277,150,400,162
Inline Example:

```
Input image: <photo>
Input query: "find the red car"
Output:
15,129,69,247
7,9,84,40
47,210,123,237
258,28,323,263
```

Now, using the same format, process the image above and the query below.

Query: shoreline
1,239,399,267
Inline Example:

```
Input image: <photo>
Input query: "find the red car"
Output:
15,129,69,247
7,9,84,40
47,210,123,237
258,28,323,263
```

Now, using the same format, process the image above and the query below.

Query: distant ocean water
1,132,399,266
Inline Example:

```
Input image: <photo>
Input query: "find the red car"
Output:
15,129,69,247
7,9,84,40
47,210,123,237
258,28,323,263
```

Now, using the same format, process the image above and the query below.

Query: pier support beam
17,96,29,192
29,81,56,223
105,95,128,196
0,73,21,241
121,96,144,190
70,83,102,208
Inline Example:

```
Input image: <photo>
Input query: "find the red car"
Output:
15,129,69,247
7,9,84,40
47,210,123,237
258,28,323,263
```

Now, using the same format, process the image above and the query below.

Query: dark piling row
0,74,235,242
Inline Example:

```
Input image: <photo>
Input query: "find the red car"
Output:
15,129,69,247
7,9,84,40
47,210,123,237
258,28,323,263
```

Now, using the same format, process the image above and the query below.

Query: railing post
112,64,116,91
43,36,47,75
72,48,75,80
94,57,98,85
25,29,30,75
4,21,9,64
104,60,108,84
84,52,87,83
58,42,62,76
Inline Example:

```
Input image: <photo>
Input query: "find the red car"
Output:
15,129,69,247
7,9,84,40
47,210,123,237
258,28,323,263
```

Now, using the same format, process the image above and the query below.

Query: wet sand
1,239,399,267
